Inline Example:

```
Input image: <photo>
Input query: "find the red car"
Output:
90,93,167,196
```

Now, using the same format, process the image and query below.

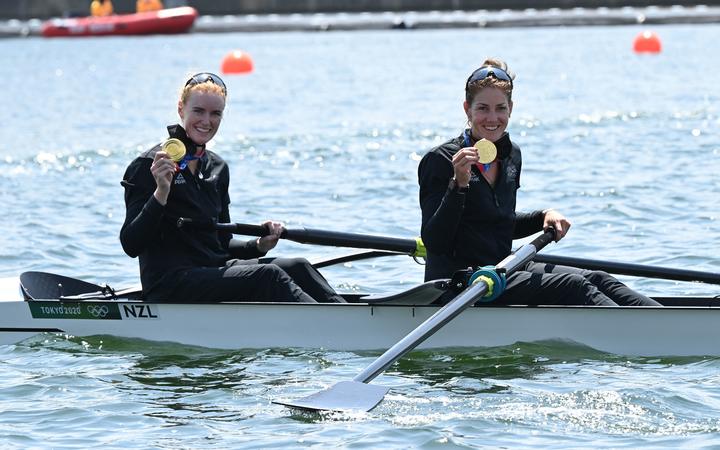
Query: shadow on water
21,334,326,423
18,333,720,429
22,333,720,395
28,334,720,373
385,340,720,392
25,333,349,387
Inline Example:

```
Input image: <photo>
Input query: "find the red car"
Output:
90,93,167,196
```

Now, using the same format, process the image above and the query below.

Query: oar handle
215,222,271,237
176,217,426,257
352,228,555,384
177,217,270,236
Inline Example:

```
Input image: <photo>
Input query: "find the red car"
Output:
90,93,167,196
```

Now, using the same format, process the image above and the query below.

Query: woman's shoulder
508,139,522,162
434,134,464,153
495,133,522,163
418,135,462,180
126,143,161,168
127,141,161,159
204,149,229,168
420,135,463,163
203,150,231,183
122,144,160,186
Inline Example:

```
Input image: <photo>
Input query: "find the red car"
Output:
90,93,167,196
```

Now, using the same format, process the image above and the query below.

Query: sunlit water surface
1,24,719,448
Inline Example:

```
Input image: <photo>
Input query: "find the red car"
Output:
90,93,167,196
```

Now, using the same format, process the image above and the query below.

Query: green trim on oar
177,218,427,257
534,254,720,285
274,228,556,413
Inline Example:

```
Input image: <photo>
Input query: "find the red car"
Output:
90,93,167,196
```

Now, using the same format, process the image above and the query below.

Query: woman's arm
418,152,466,254
512,210,544,239
119,158,165,257
513,209,571,241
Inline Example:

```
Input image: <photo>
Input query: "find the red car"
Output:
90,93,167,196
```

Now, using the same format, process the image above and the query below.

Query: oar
533,254,720,285
178,217,718,284
273,228,556,412
176,217,426,257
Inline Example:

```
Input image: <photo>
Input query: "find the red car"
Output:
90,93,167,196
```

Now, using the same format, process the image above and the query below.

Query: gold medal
162,138,186,162
474,139,497,164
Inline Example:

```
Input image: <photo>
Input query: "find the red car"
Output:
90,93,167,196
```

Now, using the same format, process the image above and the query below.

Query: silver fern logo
506,165,518,182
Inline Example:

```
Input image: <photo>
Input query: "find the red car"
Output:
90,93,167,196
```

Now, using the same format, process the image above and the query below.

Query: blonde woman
121,73,343,304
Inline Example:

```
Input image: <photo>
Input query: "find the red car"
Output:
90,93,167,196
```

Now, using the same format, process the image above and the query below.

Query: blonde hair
179,72,227,105
179,81,226,105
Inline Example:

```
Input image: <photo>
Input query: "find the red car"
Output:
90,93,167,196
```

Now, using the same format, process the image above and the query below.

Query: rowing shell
1,274,719,356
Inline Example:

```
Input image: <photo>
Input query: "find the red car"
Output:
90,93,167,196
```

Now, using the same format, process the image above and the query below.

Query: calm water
1,24,720,448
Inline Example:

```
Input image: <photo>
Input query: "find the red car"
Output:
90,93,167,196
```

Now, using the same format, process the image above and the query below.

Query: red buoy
221,50,254,74
633,31,662,54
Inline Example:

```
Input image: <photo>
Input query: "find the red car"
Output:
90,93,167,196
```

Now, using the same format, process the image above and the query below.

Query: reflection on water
4,331,720,446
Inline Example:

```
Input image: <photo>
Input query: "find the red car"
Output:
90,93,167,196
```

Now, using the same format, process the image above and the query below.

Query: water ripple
2,24,720,448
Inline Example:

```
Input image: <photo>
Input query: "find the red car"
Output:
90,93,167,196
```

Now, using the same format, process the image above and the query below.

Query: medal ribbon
178,148,206,170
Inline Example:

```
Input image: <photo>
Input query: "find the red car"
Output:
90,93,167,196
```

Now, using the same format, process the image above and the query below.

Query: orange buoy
221,50,254,74
633,31,662,54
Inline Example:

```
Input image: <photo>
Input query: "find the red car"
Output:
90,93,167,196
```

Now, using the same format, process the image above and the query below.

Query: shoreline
2,5,719,38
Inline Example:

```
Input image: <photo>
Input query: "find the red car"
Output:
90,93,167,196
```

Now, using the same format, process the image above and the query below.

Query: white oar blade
273,381,389,412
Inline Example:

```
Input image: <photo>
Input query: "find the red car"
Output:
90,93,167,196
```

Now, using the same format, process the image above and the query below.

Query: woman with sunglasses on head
418,58,660,306
120,73,345,304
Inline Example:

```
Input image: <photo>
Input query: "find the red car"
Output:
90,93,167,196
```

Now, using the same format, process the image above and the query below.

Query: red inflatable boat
41,6,198,38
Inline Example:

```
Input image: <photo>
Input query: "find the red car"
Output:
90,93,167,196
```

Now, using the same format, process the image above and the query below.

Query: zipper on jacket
477,171,501,208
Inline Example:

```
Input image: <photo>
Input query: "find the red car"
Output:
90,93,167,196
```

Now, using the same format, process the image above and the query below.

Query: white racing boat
2,224,719,359
1,254,719,357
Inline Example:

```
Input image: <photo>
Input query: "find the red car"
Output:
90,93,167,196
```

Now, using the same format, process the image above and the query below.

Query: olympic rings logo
87,305,110,318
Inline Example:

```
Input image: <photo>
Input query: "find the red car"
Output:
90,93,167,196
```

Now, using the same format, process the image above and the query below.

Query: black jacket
418,131,544,281
120,144,263,297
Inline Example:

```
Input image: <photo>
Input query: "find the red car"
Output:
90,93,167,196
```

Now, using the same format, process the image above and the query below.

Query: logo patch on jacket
506,165,518,182
174,173,186,185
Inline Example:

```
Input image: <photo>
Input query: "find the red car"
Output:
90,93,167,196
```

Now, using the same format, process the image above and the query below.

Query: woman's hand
256,220,284,253
543,209,572,241
151,151,176,205
451,147,479,187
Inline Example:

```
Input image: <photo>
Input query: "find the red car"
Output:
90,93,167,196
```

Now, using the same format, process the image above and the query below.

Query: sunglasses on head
185,72,227,95
465,66,513,90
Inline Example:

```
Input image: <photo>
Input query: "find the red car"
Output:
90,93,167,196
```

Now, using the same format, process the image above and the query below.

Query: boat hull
41,7,198,37
2,295,719,356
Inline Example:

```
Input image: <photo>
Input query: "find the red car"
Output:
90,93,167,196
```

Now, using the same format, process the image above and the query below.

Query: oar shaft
353,229,555,384
533,254,720,285
353,281,487,384
289,228,417,254
213,222,419,255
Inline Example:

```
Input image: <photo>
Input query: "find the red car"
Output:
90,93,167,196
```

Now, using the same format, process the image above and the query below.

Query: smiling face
463,86,512,143
177,89,226,146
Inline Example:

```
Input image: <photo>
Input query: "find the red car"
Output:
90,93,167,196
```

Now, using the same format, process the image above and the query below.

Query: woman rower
120,72,345,304
418,58,660,306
